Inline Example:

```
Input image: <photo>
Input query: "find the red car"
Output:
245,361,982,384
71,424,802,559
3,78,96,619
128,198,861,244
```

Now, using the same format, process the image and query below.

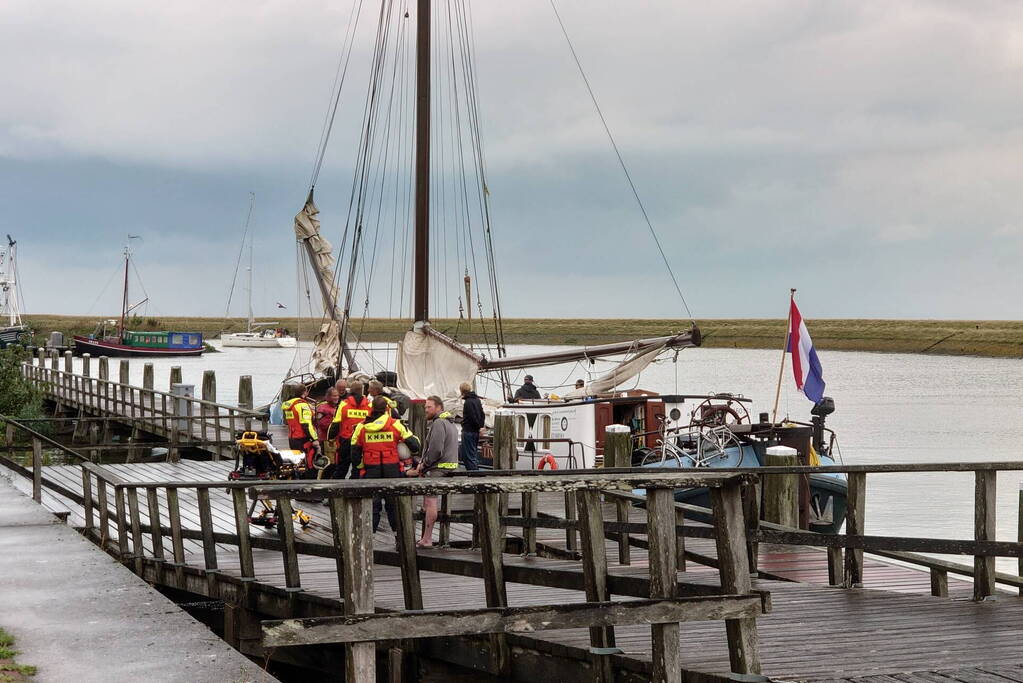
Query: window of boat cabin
540,414,551,449
188,335,198,346
516,415,526,439
171,334,184,345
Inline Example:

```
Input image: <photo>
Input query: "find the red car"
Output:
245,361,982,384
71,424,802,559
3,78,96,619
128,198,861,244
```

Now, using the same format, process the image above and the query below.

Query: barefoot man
412,395,460,547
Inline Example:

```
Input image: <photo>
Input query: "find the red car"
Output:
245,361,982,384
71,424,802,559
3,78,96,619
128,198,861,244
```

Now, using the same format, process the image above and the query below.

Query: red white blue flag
788,299,825,404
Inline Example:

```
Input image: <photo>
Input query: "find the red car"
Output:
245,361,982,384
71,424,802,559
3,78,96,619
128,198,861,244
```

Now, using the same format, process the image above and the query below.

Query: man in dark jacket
514,374,542,401
459,382,484,471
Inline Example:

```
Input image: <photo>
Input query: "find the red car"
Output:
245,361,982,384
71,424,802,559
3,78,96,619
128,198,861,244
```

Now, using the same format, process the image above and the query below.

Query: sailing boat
0,235,31,348
221,213,297,349
73,240,205,357
280,2,846,531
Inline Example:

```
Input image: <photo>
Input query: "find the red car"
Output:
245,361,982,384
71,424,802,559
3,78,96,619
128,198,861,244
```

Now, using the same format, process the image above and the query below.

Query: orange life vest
352,414,413,467
331,395,371,440
281,397,317,441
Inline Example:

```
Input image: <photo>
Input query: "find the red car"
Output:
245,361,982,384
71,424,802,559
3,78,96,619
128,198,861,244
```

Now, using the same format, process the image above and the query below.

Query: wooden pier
7,360,1023,681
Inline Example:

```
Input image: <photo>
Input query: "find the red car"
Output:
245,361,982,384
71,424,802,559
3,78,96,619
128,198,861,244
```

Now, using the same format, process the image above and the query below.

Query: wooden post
143,363,154,390
63,350,73,373
742,479,760,576
710,481,761,675
604,424,631,469
169,366,182,389
201,369,217,403
81,469,94,531
615,496,631,565
336,497,376,681
238,375,254,410
197,488,218,571
492,410,515,470
1018,483,1023,597
126,488,144,574
974,470,996,600
119,360,130,418
930,568,949,598
98,356,109,413
675,506,688,572
647,487,679,683
577,489,615,682
5,422,14,450
49,349,58,371
477,492,510,676
564,490,578,552
36,347,45,366
201,370,216,458
119,359,130,386
232,489,255,580
276,497,301,591
395,496,423,610
82,353,91,377
167,488,186,584
97,480,110,547
438,494,451,547
114,487,129,558
827,548,843,587
844,472,866,588
521,491,538,556
31,437,42,503
146,487,165,563
763,446,798,528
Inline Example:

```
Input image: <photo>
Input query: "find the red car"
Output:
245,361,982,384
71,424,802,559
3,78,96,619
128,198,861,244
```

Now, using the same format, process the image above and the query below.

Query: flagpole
771,288,796,425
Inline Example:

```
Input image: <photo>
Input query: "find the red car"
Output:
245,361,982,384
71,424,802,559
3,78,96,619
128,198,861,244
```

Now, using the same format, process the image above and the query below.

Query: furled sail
293,194,352,375
396,323,481,407
562,341,668,398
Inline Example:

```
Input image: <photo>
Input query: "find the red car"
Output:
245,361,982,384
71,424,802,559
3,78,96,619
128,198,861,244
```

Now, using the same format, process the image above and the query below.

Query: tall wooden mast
413,0,431,323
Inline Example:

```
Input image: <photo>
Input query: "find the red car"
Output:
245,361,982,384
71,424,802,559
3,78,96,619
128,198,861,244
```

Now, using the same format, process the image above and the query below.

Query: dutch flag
788,299,825,404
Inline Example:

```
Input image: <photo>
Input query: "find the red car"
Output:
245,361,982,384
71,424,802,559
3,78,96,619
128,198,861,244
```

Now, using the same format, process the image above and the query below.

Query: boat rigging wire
223,192,255,320
547,0,694,322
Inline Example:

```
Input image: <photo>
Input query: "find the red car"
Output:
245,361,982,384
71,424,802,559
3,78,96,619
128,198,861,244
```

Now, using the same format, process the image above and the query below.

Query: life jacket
352,414,413,468
331,395,371,440
282,397,316,441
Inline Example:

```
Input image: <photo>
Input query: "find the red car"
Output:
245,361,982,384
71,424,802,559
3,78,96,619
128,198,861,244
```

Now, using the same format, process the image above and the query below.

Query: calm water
66,343,1023,571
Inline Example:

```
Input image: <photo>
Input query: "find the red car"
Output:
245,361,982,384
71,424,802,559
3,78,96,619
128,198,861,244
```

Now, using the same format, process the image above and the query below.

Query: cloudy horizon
2,1,1023,321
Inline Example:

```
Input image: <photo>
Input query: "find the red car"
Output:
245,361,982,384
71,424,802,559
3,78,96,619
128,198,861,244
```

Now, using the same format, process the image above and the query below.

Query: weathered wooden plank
126,487,144,573
476,491,510,676
646,487,679,683
338,496,375,681
146,486,165,561
230,488,254,580
196,487,218,571
930,567,949,598
31,437,42,502
844,471,866,587
81,468,94,531
755,529,1023,557
974,470,996,600
262,595,764,646
710,482,761,675
577,488,614,683
275,497,301,591
394,495,423,610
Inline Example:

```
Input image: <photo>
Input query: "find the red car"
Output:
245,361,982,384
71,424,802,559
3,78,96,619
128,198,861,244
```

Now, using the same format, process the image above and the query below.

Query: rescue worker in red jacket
281,383,320,474
326,380,370,479
350,396,421,533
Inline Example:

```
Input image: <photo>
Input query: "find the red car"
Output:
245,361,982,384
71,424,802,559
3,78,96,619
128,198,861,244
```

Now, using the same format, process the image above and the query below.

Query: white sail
396,324,479,407
293,196,345,375
562,342,668,398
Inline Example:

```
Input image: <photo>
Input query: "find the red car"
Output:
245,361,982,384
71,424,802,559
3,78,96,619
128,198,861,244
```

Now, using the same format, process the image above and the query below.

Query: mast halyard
413,0,431,324
246,235,254,333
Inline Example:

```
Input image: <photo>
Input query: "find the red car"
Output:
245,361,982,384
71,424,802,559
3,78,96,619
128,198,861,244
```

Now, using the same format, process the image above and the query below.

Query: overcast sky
2,1,1023,320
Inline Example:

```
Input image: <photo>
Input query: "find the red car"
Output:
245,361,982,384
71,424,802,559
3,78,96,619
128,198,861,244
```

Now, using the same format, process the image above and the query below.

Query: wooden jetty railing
21,351,266,459
69,468,765,683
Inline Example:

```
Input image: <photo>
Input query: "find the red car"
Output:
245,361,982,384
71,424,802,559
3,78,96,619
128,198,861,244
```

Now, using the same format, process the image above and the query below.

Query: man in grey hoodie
411,395,459,547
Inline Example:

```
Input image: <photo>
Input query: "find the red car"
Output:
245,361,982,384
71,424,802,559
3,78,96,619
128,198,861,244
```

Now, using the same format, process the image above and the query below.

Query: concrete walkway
0,476,278,683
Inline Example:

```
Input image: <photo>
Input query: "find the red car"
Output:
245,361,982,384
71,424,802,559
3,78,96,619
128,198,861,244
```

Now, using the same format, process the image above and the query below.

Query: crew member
351,396,421,534
459,381,484,471
514,374,542,401
367,379,400,417
327,380,370,479
281,383,320,474
410,395,460,547
334,378,349,401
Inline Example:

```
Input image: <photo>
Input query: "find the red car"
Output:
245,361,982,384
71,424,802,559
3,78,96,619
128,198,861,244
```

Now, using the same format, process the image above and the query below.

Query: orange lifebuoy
537,453,559,470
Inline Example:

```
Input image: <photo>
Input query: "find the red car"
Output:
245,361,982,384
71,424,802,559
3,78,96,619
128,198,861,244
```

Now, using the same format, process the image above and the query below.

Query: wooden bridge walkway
8,458,1023,682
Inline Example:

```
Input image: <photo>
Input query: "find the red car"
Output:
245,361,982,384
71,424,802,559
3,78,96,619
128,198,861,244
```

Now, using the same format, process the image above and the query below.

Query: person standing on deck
409,395,460,547
351,396,421,535
514,375,542,401
459,382,484,471
334,378,349,401
327,380,370,479
314,388,341,475
367,379,400,417
281,384,320,475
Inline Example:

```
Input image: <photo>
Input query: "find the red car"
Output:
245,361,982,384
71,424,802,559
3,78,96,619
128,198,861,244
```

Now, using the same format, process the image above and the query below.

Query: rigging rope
548,0,694,322
223,192,255,320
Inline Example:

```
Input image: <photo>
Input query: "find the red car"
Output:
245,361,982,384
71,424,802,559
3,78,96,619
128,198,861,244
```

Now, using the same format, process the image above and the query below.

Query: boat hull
0,325,31,349
73,336,204,357
221,333,297,348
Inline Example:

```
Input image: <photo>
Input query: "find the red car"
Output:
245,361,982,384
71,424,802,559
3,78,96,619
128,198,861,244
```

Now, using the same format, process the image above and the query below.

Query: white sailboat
222,196,297,349
0,235,31,348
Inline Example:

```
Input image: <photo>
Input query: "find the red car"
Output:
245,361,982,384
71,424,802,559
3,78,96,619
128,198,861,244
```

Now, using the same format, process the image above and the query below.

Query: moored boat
0,235,31,348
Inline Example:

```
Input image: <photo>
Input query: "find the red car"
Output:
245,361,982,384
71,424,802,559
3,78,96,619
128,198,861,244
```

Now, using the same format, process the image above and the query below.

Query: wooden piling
763,446,798,529
119,359,130,385
604,424,631,469
974,470,996,600
647,487,679,682
143,363,154,390
49,349,59,371
238,375,253,410
31,437,42,503
335,497,376,681
169,366,182,389
492,410,515,470
36,347,45,366
63,350,73,373
844,472,866,588
577,489,615,682
82,353,91,376
98,357,110,414
201,370,217,403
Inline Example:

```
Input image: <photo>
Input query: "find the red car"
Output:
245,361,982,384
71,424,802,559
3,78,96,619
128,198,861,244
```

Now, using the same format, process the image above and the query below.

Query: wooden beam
262,595,764,646
577,489,615,682
974,470,996,600
646,488,679,683
476,492,510,676
338,496,375,681
231,488,254,580
844,471,865,588
275,497,301,591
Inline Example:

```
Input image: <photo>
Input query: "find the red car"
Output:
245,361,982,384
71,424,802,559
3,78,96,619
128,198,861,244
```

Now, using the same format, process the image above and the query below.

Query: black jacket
514,382,541,400
461,392,485,433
